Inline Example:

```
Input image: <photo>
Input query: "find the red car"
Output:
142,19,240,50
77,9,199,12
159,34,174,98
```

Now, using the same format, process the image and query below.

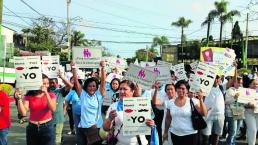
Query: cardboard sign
125,64,158,90
174,63,187,81
146,65,172,84
104,57,127,70
102,90,113,106
41,55,60,78
106,73,124,83
72,47,102,68
123,97,151,136
14,56,42,91
190,61,199,72
189,62,217,96
238,88,256,104
140,61,156,68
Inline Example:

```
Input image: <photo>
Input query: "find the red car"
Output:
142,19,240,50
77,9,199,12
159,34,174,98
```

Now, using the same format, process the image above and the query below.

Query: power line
3,13,179,39
3,5,31,26
72,1,175,31
20,0,42,16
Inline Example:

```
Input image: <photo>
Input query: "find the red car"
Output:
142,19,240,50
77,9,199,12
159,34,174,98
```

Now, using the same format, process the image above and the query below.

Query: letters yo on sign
14,56,42,91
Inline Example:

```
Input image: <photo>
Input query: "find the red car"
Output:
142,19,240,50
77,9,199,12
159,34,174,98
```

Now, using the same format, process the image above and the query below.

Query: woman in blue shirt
71,60,106,145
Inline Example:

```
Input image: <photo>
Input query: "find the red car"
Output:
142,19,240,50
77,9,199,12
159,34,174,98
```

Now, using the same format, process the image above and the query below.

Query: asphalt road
7,101,254,145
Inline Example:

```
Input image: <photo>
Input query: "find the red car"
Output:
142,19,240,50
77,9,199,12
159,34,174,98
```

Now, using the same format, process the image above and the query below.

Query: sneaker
67,131,72,135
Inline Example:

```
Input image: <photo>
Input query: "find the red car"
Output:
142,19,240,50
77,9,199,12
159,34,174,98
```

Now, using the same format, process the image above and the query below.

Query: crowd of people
0,60,258,145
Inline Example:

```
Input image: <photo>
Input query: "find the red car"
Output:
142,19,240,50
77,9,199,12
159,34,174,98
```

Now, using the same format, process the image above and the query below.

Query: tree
135,49,156,61
201,12,216,46
151,36,170,56
232,21,243,41
171,17,192,61
210,0,240,46
71,30,87,46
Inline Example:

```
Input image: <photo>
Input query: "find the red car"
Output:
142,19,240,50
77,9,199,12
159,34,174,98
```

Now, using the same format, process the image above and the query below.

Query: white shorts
202,115,225,136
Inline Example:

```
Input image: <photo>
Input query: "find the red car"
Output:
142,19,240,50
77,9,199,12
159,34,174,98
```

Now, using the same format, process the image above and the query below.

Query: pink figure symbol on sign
83,48,91,58
153,67,160,74
145,63,149,67
116,59,120,64
246,90,250,96
138,69,146,78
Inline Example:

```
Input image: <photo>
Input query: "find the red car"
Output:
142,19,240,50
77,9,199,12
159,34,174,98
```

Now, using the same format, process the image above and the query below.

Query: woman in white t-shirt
163,80,207,145
103,80,155,145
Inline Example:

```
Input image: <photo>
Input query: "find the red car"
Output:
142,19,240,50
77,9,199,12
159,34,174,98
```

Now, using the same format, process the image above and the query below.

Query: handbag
190,98,207,130
104,121,123,145
230,101,245,120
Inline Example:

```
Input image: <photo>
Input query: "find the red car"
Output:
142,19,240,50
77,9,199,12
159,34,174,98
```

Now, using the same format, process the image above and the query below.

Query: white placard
105,57,127,70
66,64,71,71
146,65,172,84
140,61,156,68
125,64,158,90
157,60,171,66
238,88,256,104
189,62,217,96
72,47,102,68
123,97,151,136
106,73,124,83
174,63,187,81
102,91,112,106
41,55,60,78
14,56,42,91
190,61,199,72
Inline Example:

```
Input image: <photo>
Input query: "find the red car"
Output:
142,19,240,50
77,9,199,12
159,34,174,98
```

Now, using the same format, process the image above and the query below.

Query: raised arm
151,81,163,106
100,61,106,97
58,70,73,91
71,60,82,97
42,86,56,112
195,89,207,116
15,89,29,116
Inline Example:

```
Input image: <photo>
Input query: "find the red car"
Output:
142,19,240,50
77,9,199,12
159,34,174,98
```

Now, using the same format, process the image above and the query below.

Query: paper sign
190,61,199,72
140,61,156,68
14,56,42,91
189,62,217,96
66,64,71,71
102,91,112,106
238,88,256,104
106,73,124,83
125,64,158,90
104,57,127,70
123,97,151,136
174,63,187,81
146,65,172,84
72,47,102,68
41,55,60,78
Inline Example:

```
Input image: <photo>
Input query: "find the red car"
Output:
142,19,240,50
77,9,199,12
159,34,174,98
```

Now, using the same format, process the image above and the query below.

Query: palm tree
71,30,87,46
201,12,216,46
210,0,240,46
171,17,192,61
152,36,170,56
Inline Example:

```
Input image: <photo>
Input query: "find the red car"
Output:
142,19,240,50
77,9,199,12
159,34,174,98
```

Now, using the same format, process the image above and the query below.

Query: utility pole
244,13,249,68
67,0,71,61
0,0,3,83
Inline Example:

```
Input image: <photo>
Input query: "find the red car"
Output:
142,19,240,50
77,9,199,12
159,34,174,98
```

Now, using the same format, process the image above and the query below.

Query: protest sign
72,47,102,68
106,73,124,83
102,91,113,106
190,61,199,72
140,61,156,67
123,97,151,136
14,56,42,90
238,88,256,104
105,57,127,70
174,63,187,81
41,55,60,78
125,64,158,90
189,62,217,96
146,65,172,84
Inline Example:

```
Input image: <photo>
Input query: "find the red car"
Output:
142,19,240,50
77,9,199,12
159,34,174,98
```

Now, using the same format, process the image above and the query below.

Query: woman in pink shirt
16,74,56,145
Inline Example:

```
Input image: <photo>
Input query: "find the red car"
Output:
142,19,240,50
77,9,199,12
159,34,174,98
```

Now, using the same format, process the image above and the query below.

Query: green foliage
0,84,14,95
135,49,156,61
237,68,251,75
171,17,192,46
59,52,68,61
232,21,243,40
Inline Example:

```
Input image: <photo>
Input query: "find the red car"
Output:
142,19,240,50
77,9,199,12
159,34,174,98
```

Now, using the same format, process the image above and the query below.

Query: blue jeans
0,128,9,145
225,117,242,145
73,113,82,145
26,121,55,145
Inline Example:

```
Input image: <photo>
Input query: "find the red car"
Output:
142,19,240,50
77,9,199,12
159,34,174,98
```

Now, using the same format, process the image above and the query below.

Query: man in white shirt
202,75,225,145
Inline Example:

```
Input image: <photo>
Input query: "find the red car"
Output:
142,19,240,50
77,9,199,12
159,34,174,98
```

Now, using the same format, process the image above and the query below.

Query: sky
3,0,258,58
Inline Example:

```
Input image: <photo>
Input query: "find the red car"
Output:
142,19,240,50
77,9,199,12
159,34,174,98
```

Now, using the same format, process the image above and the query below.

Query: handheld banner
125,64,158,90
41,55,60,78
174,63,187,81
14,56,42,91
146,65,172,84
123,97,151,136
72,47,102,68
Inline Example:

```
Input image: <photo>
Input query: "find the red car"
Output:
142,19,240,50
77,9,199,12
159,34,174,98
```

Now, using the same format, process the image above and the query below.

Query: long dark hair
25,74,50,96
110,78,120,92
165,83,175,93
175,80,190,90
120,80,135,91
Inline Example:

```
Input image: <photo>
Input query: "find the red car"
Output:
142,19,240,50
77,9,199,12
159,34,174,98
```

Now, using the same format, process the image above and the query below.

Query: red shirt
24,92,56,121
0,90,11,129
